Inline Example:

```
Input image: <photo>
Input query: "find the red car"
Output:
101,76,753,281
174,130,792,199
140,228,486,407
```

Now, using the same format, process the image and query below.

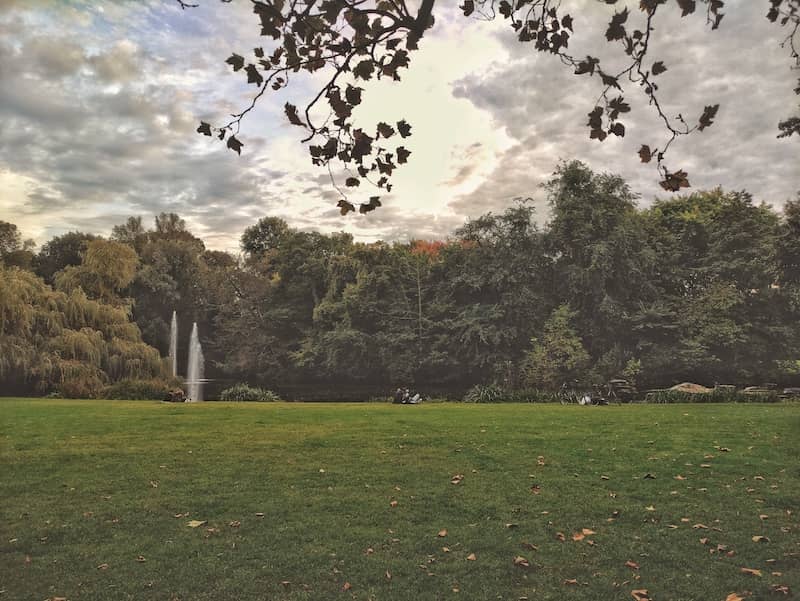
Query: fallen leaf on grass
530,485,541,495
505,523,519,529
645,506,656,511
136,555,146,563
229,520,241,528
555,532,566,541
149,480,159,488
442,547,450,552
385,570,391,580
631,589,651,601
643,473,656,479
601,475,610,480
674,475,686,480
173,513,188,518
693,524,709,529
341,581,351,591
466,553,476,561
389,500,398,508
572,532,585,542
563,579,578,585
770,584,791,594
365,547,374,555
759,514,769,520
725,594,745,601
700,464,712,468
625,560,640,570
280,581,291,587
187,520,207,528
537,456,546,466
752,536,770,543
255,513,264,517
754,475,764,481
97,563,109,570
437,529,447,537
700,538,709,545
513,556,531,568
521,542,538,551
450,474,464,485
740,567,762,576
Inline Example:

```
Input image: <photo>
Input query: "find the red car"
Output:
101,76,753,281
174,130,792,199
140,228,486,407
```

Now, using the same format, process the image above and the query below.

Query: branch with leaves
183,0,798,213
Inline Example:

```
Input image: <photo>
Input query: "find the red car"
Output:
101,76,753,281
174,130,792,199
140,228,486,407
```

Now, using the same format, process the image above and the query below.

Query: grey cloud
450,1,799,217
89,40,142,82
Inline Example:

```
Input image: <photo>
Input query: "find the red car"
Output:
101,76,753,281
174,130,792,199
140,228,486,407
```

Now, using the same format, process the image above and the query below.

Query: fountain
169,310,178,378
186,322,205,402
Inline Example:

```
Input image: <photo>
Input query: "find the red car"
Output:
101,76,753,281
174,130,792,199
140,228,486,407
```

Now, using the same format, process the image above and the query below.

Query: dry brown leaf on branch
740,567,762,576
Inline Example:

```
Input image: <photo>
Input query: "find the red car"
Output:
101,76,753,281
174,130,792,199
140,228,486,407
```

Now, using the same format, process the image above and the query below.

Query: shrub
463,383,505,403
219,383,281,402
503,388,562,403
104,378,183,400
643,389,782,403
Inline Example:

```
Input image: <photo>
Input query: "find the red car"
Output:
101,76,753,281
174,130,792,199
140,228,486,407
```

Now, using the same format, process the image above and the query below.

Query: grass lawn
0,400,798,601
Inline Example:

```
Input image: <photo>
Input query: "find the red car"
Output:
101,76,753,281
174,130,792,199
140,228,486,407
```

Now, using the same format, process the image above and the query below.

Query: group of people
393,388,422,404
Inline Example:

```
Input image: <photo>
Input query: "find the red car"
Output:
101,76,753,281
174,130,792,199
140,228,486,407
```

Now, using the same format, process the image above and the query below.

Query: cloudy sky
0,0,797,251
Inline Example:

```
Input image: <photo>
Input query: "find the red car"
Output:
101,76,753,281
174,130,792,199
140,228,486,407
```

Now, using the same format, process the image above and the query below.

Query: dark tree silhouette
180,0,800,212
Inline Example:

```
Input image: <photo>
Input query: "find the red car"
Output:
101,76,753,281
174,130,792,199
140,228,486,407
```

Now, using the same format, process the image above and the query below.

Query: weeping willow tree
0,265,165,397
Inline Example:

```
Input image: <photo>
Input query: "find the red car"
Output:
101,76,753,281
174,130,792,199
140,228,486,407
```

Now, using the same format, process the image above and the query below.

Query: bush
463,383,505,403
643,389,782,403
104,378,183,400
503,388,562,403
219,383,281,402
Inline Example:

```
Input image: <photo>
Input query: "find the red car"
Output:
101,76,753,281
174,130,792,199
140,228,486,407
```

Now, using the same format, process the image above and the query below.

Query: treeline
1,161,799,399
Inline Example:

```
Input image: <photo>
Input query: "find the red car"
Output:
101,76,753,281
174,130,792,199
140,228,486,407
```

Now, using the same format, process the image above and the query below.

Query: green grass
1,400,798,601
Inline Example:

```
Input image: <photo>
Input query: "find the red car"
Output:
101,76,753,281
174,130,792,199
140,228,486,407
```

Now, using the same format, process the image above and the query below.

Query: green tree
0,265,164,397
35,231,99,283
523,304,589,390
55,239,140,306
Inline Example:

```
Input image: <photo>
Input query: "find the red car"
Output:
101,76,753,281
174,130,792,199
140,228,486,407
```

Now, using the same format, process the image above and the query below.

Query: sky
0,0,797,252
